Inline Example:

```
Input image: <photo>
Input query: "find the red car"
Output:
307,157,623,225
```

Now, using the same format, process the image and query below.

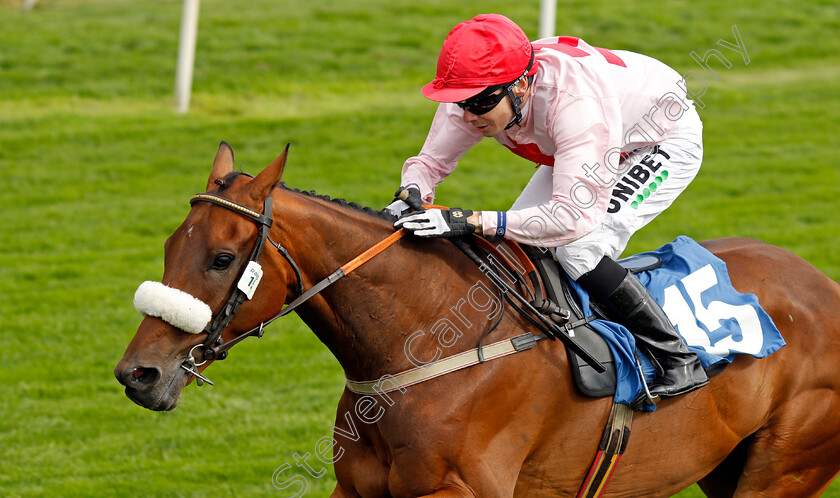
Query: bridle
181,191,304,385
180,189,407,386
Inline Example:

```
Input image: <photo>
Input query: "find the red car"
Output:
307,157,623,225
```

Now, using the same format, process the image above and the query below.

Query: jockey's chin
462,102,513,137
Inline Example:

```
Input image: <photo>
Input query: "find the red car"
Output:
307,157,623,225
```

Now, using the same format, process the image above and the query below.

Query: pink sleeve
481,96,621,247
401,103,483,203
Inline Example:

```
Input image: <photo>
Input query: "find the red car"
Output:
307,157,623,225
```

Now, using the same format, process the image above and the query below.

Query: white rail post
22,0,38,10
538,0,557,40
174,0,200,113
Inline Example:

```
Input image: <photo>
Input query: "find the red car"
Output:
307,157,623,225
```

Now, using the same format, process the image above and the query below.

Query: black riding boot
576,257,709,399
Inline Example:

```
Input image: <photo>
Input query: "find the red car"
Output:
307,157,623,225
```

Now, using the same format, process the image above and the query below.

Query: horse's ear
206,141,235,192
250,143,289,202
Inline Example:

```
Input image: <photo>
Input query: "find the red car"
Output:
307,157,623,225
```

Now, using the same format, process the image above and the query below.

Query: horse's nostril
119,366,161,391
134,367,160,385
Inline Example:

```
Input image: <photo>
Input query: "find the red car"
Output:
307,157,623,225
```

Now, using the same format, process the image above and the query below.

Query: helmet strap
504,47,535,130
504,74,534,130
503,86,523,130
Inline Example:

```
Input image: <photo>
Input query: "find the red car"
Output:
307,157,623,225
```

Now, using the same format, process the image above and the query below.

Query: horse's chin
124,368,188,411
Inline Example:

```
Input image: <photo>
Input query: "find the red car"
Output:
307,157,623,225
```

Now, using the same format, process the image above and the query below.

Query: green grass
1,0,838,496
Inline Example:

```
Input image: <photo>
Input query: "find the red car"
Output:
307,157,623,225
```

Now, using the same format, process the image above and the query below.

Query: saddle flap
519,245,619,398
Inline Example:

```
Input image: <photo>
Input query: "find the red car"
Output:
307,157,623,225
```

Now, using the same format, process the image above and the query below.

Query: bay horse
115,143,840,497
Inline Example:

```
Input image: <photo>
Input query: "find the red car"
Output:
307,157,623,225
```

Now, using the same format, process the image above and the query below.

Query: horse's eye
211,253,235,271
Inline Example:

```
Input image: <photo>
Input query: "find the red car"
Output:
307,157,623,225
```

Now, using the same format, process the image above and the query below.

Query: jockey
388,14,709,400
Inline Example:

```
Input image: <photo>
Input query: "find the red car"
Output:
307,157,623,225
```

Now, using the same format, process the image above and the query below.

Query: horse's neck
279,194,484,381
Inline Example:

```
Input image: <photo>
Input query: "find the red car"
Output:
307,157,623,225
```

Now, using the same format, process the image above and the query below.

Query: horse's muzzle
114,361,185,411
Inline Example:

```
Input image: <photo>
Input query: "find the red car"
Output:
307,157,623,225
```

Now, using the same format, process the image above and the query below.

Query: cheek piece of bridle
182,192,304,386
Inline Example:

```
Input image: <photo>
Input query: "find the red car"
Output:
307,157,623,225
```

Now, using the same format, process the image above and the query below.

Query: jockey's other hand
385,186,423,217
384,199,410,217
394,208,475,238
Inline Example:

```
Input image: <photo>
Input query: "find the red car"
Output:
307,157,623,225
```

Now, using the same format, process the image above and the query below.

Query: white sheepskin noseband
133,281,212,334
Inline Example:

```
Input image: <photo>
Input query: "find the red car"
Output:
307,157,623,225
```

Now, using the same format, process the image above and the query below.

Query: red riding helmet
422,14,537,103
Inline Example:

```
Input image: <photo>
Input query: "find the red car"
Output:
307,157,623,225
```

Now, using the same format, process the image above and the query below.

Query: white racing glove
394,208,476,238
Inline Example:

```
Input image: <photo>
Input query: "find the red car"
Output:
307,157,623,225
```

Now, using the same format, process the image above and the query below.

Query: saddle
473,237,663,398
524,245,663,397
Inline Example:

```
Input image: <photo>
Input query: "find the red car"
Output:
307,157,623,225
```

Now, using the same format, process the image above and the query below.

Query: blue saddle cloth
569,236,786,411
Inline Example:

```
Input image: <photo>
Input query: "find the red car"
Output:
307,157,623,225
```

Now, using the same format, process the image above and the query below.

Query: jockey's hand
394,208,476,238
384,199,410,217
385,186,423,217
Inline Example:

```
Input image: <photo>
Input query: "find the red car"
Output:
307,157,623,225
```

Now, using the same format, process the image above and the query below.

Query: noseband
182,192,303,384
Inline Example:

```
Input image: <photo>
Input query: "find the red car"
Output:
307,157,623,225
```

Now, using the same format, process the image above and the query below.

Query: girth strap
576,402,634,498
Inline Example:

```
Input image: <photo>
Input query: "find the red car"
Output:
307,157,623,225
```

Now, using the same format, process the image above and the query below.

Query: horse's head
115,142,295,411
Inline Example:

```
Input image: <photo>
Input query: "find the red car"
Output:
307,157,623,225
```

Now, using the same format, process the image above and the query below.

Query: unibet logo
607,146,671,214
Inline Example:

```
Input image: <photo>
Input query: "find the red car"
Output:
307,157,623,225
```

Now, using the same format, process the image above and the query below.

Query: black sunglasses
456,85,507,115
